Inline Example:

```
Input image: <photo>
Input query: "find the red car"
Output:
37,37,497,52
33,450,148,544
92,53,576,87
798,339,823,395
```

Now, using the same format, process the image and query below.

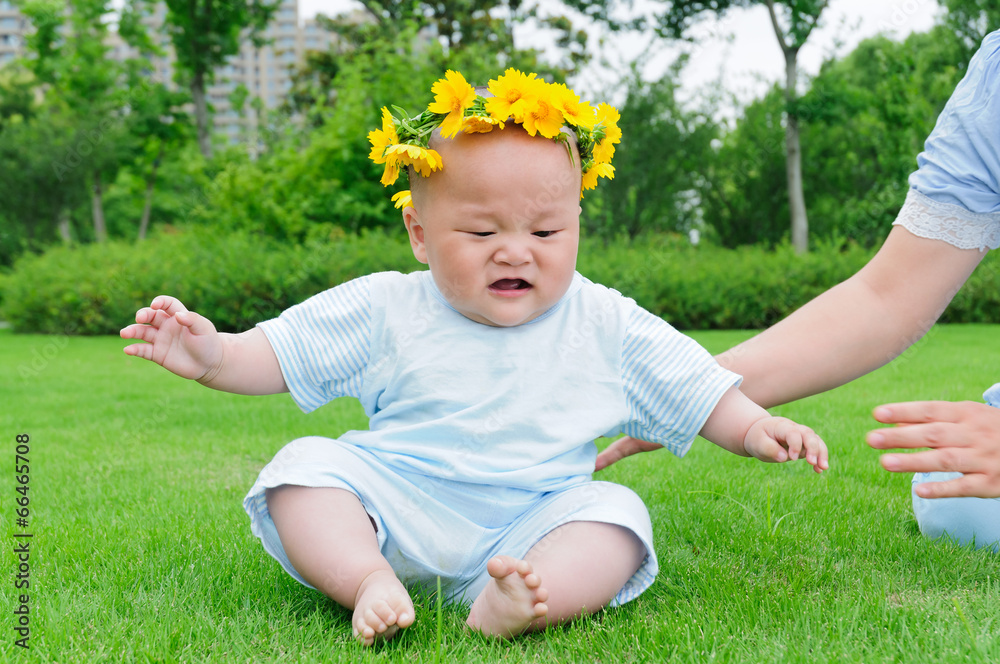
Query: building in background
2,0,336,141
0,0,26,68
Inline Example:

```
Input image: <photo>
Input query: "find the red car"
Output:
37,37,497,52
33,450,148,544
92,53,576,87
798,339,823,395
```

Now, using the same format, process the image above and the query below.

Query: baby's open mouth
490,279,531,291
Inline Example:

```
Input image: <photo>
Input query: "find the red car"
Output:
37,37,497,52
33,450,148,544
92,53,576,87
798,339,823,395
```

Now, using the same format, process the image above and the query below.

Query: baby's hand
120,295,223,382
743,417,828,473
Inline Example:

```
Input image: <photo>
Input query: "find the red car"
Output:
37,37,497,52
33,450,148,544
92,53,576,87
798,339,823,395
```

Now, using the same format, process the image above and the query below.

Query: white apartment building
2,0,336,140
0,0,26,67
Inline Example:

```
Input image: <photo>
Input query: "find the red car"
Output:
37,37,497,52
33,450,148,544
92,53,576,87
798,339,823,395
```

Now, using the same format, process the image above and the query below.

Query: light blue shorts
244,436,657,605
912,472,1000,552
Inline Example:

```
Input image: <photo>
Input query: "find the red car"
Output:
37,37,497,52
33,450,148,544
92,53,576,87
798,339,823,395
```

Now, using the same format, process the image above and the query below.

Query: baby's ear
402,206,428,264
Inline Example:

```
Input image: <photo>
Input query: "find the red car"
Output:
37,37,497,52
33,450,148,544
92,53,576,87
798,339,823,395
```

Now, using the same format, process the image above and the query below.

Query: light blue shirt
909,29,1000,214
258,271,740,492
896,29,1000,250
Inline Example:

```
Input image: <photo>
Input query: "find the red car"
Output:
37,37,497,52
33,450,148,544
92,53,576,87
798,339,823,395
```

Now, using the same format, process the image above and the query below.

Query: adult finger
594,437,660,472
912,473,994,499
866,421,969,451
878,447,976,475
872,401,968,426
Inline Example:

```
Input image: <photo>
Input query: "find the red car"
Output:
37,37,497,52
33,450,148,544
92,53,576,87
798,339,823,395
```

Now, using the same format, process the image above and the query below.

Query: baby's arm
699,386,828,473
120,295,287,395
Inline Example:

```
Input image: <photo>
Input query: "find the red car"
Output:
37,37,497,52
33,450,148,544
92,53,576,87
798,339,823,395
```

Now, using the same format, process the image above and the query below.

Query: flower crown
368,68,621,208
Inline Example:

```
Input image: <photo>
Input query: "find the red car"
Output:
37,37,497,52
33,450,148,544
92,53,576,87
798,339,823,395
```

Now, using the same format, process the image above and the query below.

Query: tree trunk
191,68,213,159
57,208,72,244
92,171,108,242
784,48,809,254
138,148,163,241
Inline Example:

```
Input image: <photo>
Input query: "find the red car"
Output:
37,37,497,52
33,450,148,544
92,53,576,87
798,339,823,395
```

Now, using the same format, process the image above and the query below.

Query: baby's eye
468,231,494,237
533,230,557,238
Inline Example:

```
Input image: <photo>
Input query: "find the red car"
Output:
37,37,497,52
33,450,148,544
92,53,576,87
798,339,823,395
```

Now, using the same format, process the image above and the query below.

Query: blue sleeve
908,30,1000,215
256,275,373,413
620,306,742,457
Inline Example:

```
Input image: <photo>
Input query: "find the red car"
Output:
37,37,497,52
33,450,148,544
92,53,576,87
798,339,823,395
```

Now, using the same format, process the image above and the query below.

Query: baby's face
403,127,582,327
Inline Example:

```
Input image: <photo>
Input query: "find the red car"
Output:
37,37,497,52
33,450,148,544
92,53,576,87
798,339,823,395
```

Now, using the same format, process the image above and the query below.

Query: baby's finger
149,295,190,316
174,310,216,336
120,323,156,344
783,426,804,461
802,432,829,472
122,341,154,361
750,436,787,463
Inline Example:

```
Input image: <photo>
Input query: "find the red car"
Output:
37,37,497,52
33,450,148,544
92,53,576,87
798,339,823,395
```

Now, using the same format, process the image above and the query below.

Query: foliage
284,6,573,122
160,0,282,157
0,105,88,263
645,0,829,252
582,60,719,240
702,27,970,248
700,86,789,248
8,229,1000,335
943,0,1000,55
0,227,418,335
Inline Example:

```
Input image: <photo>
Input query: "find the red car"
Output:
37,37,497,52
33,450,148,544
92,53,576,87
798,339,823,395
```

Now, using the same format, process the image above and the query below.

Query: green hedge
4,229,1000,335
0,228,417,335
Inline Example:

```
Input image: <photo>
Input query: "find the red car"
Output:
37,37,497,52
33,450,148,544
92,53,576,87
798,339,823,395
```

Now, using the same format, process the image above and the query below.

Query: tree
161,0,281,159
0,107,89,261
584,60,719,240
943,0,1000,56
16,0,138,243
283,0,591,118
701,26,970,249
120,0,192,239
654,0,829,253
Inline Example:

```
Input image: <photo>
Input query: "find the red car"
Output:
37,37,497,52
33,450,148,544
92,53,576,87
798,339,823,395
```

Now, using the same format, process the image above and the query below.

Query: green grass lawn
1,325,998,663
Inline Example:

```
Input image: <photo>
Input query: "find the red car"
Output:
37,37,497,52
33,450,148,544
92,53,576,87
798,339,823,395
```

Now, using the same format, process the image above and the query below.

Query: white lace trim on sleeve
893,189,1000,251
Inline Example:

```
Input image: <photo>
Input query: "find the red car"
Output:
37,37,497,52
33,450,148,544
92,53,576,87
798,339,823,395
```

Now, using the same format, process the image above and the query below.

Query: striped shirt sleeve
620,305,742,457
256,275,373,413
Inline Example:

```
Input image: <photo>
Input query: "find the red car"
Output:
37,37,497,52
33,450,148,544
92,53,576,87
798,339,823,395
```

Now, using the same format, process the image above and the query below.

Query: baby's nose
494,239,532,265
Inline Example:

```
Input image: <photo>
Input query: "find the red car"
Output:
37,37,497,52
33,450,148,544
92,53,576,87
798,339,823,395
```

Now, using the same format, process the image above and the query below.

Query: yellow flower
521,85,565,139
593,102,621,164
391,190,413,209
581,162,615,192
463,113,504,134
379,158,401,186
551,83,595,129
368,107,399,163
485,68,539,124
387,144,444,178
428,70,476,138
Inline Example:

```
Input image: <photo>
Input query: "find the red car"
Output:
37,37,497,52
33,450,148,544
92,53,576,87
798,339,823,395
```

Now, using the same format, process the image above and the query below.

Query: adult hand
594,436,660,472
866,401,1000,499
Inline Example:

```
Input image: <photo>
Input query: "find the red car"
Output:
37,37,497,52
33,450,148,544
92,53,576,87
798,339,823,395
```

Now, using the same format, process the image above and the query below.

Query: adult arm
715,225,985,408
596,226,984,471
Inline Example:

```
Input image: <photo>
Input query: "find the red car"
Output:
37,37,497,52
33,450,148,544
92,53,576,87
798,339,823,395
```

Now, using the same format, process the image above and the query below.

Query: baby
120,70,828,645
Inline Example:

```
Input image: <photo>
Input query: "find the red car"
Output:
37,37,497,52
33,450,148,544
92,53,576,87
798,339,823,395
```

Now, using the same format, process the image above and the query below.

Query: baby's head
368,70,620,327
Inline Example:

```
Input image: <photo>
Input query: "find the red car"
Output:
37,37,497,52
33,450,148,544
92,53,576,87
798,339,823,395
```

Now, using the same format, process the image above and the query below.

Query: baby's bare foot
352,569,414,646
466,556,548,637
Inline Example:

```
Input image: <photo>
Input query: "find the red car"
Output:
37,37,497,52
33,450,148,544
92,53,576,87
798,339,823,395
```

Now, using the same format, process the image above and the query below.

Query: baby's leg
266,485,415,645
466,521,645,637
